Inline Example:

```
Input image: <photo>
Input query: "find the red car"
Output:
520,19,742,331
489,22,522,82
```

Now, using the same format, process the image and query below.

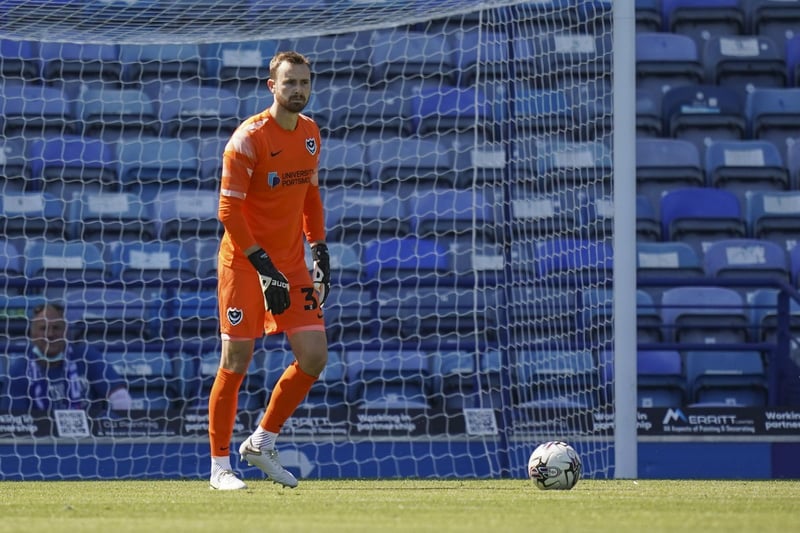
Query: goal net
0,0,619,481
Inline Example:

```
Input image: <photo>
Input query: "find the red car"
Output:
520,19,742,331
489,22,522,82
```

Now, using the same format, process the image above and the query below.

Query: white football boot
209,469,247,491
239,436,298,488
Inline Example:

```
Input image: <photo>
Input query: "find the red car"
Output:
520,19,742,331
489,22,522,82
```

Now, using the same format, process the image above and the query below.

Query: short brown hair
269,51,311,80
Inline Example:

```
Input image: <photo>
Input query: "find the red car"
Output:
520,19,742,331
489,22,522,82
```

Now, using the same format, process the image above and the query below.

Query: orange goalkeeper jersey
217,109,324,273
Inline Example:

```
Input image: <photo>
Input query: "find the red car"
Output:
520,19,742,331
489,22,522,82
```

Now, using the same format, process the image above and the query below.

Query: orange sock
208,367,245,457
261,361,317,433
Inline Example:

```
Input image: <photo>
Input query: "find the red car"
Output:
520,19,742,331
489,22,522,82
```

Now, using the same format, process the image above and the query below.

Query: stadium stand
636,350,686,407
684,350,769,407
661,0,746,51
746,190,800,253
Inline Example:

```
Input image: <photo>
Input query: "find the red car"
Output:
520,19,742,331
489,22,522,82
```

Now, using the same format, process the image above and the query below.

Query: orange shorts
217,262,325,338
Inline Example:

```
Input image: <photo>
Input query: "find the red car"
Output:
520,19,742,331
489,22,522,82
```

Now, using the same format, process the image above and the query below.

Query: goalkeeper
208,51,330,491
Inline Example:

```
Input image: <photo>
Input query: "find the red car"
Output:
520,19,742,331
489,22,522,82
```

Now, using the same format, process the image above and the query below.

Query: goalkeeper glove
311,242,331,307
247,248,290,315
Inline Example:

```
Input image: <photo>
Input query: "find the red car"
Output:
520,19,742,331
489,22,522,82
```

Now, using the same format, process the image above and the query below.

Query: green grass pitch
1,479,798,532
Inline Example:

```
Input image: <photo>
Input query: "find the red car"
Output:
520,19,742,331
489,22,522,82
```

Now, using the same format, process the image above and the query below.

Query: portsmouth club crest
305,137,317,155
227,307,243,326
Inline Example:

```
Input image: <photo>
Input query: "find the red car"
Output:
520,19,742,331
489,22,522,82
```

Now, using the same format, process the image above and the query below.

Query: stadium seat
264,349,347,408
787,141,800,191
201,39,280,93
105,343,181,412
637,350,686,407
276,31,373,85
317,138,368,188
153,189,221,241
0,136,30,190
635,0,663,33
196,135,227,184
0,238,24,288
749,288,800,343
635,32,704,93
747,0,800,56
407,188,497,244
636,138,705,211
0,38,39,80
119,43,202,83
786,35,800,86
450,240,506,286
637,289,664,343
27,134,118,197
660,286,749,344
518,31,612,86
0,293,45,339
535,139,613,195
23,239,106,285
156,82,241,139
452,138,506,188
323,188,411,245
0,81,77,137
746,190,800,253
512,85,572,139
116,135,199,199
166,288,218,342
75,86,160,139
746,88,800,165
636,88,663,138
429,350,482,411
361,236,451,286
365,137,457,190
705,139,789,199
702,35,786,92
0,191,65,240
636,241,705,281
703,238,791,285
38,41,121,85
63,286,157,343
323,286,376,345
514,349,596,409
67,191,157,242
509,191,580,240
106,240,195,285
411,85,493,137
187,238,218,285
368,28,457,85
324,241,362,286
345,349,429,409
662,0,745,50
534,238,613,282
684,350,768,407
326,85,412,140
636,194,661,242
506,284,579,342
659,187,746,254
451,29,509,86
661,84,746,156
580,287,613,345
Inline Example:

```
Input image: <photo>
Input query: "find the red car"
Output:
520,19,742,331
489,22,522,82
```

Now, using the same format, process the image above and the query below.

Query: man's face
30,306,67,357
269,61,311,113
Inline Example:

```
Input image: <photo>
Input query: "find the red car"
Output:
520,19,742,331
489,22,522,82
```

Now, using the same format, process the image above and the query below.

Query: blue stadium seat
512,85,572,139
636,0,663,33
119,43,202,83
507,284,579,340
636,138,705,212
156,82,241,138
660,286,749,343
636,194,661,242
636,88,663,137
747,0,800,56
787,34,800,86
450,240,506,286
746,88,800,165
64,286,157,342
0,38,39,80
276,32,373,85
167,288,219,342
106,240,195,285
105,343,181,412
663,0,746,46
116,135,199,199
451,29,509,86
661,84,746,156
361,236,450,286
324,188,410,245
515,350,596,409
153,189,221,241
320,241,361,287
636,241,705,280
0,293,46,339
407,188,497,244
75,86,160,139
24,239,106,285
637,289,664,343
326,85,412,139
703,238,791,284
0,239,24,287
453,138,506,188
323,285,375,345
684,350,768,407
38,42,121,85
518,31,612,86
429,351,481,411
196,135,227,184
702,35,786,92
0,136,30,190
365,137,457,190
509,191,580,240
67,191,156,242
535,139,613,195
635,32,704,93
411,85,492,137
705,139,789,199
749,288,800,343
659,187,746,254
345,349,429,409
27,134,118,196
637,350,686,407
787,141,800,191
0,81,77,137
580,287,613,344
534,238,613,282
201,39,280,92
746,190,800,253
0,191,65,240
368,28,456,85
317,138,368,188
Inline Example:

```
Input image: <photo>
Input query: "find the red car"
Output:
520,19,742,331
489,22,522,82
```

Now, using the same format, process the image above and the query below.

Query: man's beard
277,94,307,113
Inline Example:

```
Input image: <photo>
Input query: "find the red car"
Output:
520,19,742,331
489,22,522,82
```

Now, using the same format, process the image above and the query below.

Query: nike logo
317,312,324,319
270,150,283,157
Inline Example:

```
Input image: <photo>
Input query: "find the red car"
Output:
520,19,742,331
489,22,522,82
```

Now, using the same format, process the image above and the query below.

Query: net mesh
0,0,616,480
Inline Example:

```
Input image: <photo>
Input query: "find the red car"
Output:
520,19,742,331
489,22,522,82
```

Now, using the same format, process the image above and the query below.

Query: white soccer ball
527,441,582,490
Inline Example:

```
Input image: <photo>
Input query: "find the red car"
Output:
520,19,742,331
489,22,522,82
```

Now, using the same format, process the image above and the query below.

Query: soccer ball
527,441,582,490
